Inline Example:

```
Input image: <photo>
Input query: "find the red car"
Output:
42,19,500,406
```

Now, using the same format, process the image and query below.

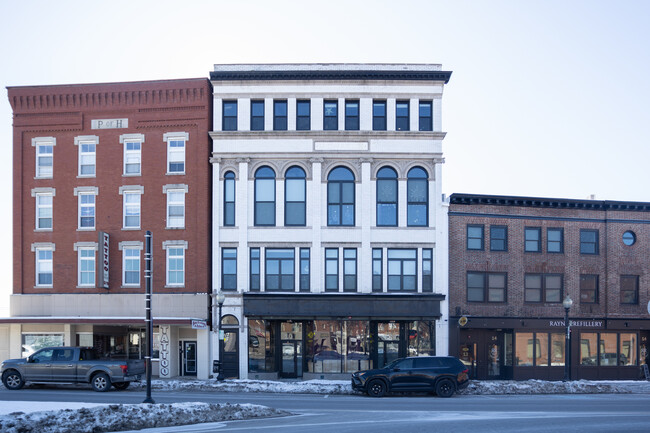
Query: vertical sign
98,232,110,289
159,325,171,378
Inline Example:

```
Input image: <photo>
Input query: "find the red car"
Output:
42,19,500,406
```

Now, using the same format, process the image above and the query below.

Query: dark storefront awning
243,293,445,320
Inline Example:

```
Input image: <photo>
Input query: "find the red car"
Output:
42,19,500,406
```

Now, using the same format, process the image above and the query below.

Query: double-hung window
164,185,187,228
75,243,96,287
265,249,294,291
33,243,54,287
222,100,238,131
33,137,54,178
251,100,265,131
407,167,428,226
418,101,433,131
372,249,383,292
325,248,339,291
422,249,433,292
580,229,599,255
580,274,599,304
296,100,311,130
285,166,306,226
343,248,357,292
467,272,507,302
323,100,338,130
467,225,484,250
121,134,144,176
490,226,507,251
222,248,237,291
525,274,563,303
164,132,188,174
525,227,542,252
250,248,260,291
120,242,142,286
345,100,359,130
224,171,236,226
75,187,98,230
75,136,98,177
376,167,398,226
164,241,187,287
373,100,387,130
300,248,310,292
547,228,564,253
120,186,143,229
620,275,639,304
273,100,288,130
387,249,417,291
396,101,410,131
33,189,54,230
327,167,355,226
254,166,276,226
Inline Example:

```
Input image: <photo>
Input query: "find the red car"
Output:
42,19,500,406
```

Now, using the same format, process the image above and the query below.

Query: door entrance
279,321,303,378
459,329,509,380
182,341,197,376
220,330,240,379
377,322,401,368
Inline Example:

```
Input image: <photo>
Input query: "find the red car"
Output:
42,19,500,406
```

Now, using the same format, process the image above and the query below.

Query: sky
1,0,649,316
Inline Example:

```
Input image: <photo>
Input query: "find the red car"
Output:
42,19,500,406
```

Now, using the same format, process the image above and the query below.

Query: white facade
210,64,451,379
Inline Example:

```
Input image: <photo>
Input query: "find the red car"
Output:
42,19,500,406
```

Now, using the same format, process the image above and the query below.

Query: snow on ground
1,378,649,432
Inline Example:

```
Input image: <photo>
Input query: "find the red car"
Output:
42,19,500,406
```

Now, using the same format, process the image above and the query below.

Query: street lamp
216,290,226,381
563,295,573,382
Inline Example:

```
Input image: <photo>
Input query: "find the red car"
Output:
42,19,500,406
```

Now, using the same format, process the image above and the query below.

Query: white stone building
209,64,452,379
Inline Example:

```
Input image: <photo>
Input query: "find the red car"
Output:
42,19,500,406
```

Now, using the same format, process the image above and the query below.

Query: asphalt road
2,386,650,433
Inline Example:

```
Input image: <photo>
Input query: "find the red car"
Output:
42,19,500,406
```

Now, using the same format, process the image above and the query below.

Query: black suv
351,356,469,398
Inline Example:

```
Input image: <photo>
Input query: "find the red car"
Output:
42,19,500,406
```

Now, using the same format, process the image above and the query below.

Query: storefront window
550,333,565,366
619,333,637,366
599,333,618,366
309,320,342,373
536,333,549,366
343,321,371,372
408,321,435,357
504,333,513,366
580,332,598,365
248,319,274,372
22,333,64,357
378,322,400,367
515,332,534,366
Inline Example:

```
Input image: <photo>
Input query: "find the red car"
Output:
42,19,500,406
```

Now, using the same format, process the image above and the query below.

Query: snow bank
0,402,289,433
459,379,650,395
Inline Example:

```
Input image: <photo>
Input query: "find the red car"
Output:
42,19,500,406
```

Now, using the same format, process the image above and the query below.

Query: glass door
377,322,400,368
280,321,303,378
486,332,503,379
183,341,197,376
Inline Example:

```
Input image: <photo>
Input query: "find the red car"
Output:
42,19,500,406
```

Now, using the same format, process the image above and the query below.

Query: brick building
449,193,650,380
210,64,451,379
1,79,213,379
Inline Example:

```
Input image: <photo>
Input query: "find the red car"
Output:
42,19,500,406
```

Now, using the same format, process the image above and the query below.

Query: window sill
164,285,185,289
77,228,96,231
34,176,53,180
121,285,141,289
122,173,142,177
77,175,96,179
76,285,96,289
34,285,53,289
34,228,53,232
165,226,185,230
122,227,141,231
166,172,186,176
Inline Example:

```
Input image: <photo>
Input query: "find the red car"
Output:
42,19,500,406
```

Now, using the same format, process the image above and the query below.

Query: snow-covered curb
0,402,289,433
459,379,650,395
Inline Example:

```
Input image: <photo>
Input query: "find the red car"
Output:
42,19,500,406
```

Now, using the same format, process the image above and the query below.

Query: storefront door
279,321,303,378
486,332,503,379
377,322,401,368
220,330,240,379
182,341,197,376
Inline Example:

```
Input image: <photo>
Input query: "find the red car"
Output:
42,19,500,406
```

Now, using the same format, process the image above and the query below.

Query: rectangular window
467,225,484,250
325,248,339,291
490,225,507,251
250,248,260,291
36,142,53,178
224,173,236,226
123,248,140,286
78,142,96,176
167,138,185,174
525,227,541,252
78,193,95,229
467,272,506,302
78,248,95,287
36,248,53,287
265,249,294,291
580,229,599,255
222,248,237,291
372,100,387,131
166,189,185,228
422,249,433,292
620,275,639,304
123,140,141,175
396,100,410,131
166,247,184,286
343,248,357,292
580,274,599,304
372,248,383,292
273,100,287,130
223,100,238,131
300,248,310,292
296,100,311,131
345,100,359,130
251,100,265,131
418,101,433,131
525,274,563,303
323,100,338,130
387,249,417,291
123,192,141,229
36,194,53,230
547,228,564,253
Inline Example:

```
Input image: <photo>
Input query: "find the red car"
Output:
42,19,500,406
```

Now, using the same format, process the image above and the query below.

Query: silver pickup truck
1,346,144,392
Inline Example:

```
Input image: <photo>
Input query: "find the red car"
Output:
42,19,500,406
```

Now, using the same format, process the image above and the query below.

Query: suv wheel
367,379,387,398
435,378,455,398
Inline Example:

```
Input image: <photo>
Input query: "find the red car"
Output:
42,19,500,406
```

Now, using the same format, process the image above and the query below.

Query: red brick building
4,79,213,378
449,193,650,380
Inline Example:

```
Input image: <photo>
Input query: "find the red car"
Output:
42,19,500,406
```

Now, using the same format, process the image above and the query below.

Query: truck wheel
2,370,25,390
91,373,111,392
113,381,130,390
435,378,455,398
366,379,387,397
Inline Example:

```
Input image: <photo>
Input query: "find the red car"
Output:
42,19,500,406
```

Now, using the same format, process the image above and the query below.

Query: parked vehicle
1,346,144,392
351,356,469,398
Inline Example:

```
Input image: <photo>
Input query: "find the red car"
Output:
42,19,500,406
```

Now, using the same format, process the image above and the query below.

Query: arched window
255,166,275,226
223,171,235,226
376,167,398,226
327,167,355,226
220,315,239,327
407,167,428,226
285,166,306,226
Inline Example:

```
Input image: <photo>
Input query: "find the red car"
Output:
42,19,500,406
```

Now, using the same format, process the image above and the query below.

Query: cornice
209,130,447,140
449,193,650,212
210,70,452,83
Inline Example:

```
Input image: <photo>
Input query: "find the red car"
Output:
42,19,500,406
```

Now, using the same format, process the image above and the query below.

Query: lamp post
563,295,573,382
216,290,225,381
